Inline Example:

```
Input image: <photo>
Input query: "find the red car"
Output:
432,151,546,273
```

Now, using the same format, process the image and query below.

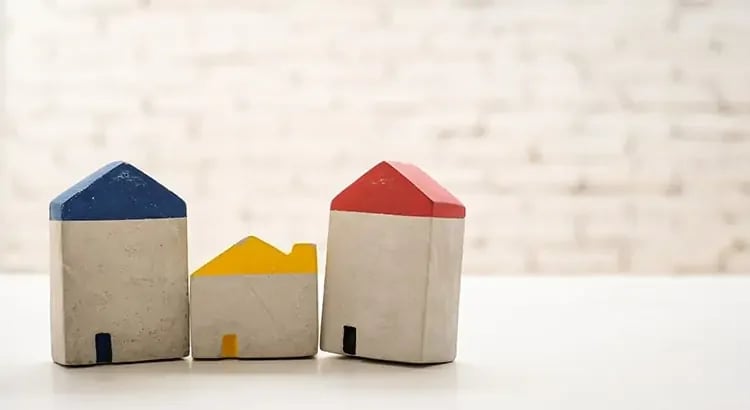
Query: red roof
331,161,465,219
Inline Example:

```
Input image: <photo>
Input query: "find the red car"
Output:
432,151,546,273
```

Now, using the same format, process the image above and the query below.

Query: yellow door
221,334,238,358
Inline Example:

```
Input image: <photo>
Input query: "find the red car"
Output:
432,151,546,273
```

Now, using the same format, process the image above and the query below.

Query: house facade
320,161,466,364
49,161,189,366
190,236,318,359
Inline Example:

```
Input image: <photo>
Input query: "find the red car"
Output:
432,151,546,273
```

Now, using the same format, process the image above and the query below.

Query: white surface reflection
1,274,749,409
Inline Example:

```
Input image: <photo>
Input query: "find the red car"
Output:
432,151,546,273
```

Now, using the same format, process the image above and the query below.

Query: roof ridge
330,161,465,218
192,236,317,276
49,161,186,221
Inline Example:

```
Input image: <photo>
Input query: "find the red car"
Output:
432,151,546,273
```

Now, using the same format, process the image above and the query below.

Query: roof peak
331,160,465,218
192,236,317,276
49,161,186,221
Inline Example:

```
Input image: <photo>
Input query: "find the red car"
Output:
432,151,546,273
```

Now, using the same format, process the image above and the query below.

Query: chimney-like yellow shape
192,236,317,276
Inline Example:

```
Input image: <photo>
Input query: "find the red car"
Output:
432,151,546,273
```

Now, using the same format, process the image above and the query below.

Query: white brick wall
2,0,750,274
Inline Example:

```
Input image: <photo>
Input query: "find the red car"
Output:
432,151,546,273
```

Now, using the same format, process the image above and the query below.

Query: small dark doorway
95,333,112,363
343,325,356,355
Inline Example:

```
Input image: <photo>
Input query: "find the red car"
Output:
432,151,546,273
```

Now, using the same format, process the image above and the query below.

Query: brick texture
1,0,750,274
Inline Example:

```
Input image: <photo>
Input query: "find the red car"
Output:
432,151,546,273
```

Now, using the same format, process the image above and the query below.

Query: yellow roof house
190,236,319,359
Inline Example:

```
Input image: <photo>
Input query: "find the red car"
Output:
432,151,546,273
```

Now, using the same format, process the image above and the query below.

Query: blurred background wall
1,0,749,275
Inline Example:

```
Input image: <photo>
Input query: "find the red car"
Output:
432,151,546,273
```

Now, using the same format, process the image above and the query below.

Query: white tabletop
0,273,748,410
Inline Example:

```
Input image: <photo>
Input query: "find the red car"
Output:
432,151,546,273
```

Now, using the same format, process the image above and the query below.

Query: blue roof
50,161,186,221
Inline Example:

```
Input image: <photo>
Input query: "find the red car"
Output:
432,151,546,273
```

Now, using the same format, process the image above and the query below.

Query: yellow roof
192,236,317,276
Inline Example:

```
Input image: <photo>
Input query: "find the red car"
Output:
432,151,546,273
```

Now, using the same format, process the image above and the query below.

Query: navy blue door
95,333,112,363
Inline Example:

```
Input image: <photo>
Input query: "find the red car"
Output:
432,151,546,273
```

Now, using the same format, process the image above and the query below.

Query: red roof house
321,161,466,364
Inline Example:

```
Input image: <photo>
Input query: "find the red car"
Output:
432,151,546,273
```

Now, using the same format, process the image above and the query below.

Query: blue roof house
49,161,189,366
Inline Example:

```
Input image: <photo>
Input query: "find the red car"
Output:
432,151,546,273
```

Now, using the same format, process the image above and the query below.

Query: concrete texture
423,216,465,363
50,217,189,366
190,274,318,359
321,211,464,363
3,0,750,275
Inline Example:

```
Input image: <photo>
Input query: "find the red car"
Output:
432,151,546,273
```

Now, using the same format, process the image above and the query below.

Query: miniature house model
320,161,466,364
191,236,318,359
49,161,189,366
